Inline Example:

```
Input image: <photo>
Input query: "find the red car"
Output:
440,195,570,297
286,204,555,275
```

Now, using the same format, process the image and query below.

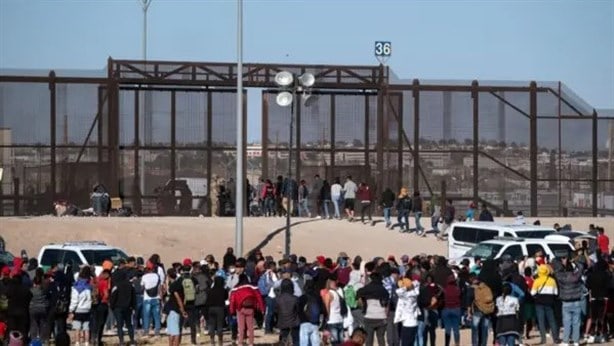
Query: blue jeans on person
383,207,392,227
299,322,320,346
441,308,461,346
264,197,275,216
414,320,425,346
264,296,275,333
321,200,331,219
134,294,143,330
332,195,341,218
299,199,310,217
424,310,439,346
328,322,344,345
535,304,558,343
497,334,516,346
471,310,491,346
142,298,161,336
562,300,582,344
398,210,410,231
414,212,424,234
114,307,135,345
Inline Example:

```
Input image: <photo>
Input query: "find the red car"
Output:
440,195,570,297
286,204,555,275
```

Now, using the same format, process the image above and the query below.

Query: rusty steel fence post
529,81,538,216
412,79,420,192
49,71,57,204
592,109,598,216
472,80,479,204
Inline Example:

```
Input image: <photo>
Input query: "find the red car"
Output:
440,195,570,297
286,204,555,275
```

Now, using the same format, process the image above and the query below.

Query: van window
515,230,555,239
475,229,499,243
40,249,63,266
63,250,83,266
451,227,478,243
504,232,513,237
526,244,546,257
547,244,573,257
501,245,523,261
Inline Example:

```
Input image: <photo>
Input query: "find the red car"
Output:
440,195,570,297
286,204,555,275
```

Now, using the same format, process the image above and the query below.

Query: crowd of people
1,238,614,346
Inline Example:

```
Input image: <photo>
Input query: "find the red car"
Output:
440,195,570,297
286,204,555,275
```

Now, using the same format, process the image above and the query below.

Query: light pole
235,0,244,256
274,71,315,256
139,0,152,206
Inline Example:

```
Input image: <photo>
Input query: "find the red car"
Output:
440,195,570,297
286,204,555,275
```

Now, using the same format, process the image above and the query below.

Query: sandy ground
2,215,613,345
1,216,612,264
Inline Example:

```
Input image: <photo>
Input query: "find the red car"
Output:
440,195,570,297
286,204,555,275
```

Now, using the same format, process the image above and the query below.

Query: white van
448,222,556,259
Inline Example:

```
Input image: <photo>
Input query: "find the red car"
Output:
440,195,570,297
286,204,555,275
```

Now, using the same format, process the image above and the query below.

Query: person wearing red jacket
356,182,373,224
229,274,264,346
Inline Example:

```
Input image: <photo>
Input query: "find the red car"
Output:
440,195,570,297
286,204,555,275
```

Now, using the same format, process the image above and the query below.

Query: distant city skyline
1,0,613,142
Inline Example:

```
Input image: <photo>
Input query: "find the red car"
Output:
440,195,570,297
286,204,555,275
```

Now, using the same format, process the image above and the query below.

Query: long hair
398,187,408,198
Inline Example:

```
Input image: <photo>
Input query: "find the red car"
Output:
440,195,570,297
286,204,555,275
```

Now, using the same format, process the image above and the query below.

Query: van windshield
464,243,503,259
515,230,555,238
81,249,128,266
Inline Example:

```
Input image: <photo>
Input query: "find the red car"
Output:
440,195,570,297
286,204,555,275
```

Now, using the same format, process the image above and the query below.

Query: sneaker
557,343,569,346
586,335,595,344
316,215,322,219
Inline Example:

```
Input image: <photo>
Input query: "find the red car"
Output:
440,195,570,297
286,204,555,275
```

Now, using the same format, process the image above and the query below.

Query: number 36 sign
374,41,392,57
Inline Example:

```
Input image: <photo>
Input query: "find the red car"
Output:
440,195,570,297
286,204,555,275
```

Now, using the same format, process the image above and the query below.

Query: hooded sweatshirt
380,189,395,208
443,275,461,309
530,265,558,306
275,279,299,329
553,260,584,302
70,279,92,314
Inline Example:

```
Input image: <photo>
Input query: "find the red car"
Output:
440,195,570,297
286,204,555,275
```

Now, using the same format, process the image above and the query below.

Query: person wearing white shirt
394,278,421,346
342,176,358,221
331,178,343,219
141,264,162,337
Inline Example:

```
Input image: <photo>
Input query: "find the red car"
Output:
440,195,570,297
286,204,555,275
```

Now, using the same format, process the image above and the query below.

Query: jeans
386,313,400,346
29,310,49,342
134,294,143,330
186,305,199,344
562,300,582,344
280,327,299,346
441,308,461,346
497,335,516,346
535,304,558,343
142,298,161,336
424,310,438,346
414,212,424,233
332,195,341,218
113,307,135,345
383,207,392,226
471,310,491,346
401,326,417,346
299,199,310,217
321,200,331,219
328,322,344,346
207,306,225,336
265,296,276,332
414,320,425,346
264,197,275,216
364,318,387,346
398,210,410,231
300,322,320,346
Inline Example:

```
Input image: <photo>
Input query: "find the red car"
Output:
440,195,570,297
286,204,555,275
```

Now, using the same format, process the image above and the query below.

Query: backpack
331,289,348,317
194,273,211,306
343,285,358,309
55,285,70,314
182,278,196,304
473,282,495,315
241,295,257,308
145,274,160,298
258,274,274,296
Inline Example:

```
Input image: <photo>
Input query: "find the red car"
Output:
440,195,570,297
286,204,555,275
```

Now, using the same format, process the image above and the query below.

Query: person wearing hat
141,261,162,339
166,265,198,346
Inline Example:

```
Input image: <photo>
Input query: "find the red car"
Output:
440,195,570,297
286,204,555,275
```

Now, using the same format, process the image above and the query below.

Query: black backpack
331,289,348,317
193,273,211,307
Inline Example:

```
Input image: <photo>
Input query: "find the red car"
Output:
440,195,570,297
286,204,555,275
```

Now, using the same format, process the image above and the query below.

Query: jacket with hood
275,279,299,329
530,264,558,306
206,276,228,308
393,280,420,327
7,277,32,317
110,272,136,310
229,284,264,315
443,275,461,309
553,260,584,302
380,189,395,208
69,279,92,314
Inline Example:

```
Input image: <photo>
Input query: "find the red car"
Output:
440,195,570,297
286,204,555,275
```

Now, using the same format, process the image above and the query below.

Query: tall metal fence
1,59,613,216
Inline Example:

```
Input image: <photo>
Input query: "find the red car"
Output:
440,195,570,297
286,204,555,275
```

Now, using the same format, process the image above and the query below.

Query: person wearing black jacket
205,276,228,346
6,274,32,342
478,204,494,222
320,179,332,219
276,279,299,345
379,188,395,229
356,272,389,346
110,270,136,346
412,191,425,236
223,248,237,272
29,269,50,343
298,280,323,346
47,264,70,337
395,188,412,233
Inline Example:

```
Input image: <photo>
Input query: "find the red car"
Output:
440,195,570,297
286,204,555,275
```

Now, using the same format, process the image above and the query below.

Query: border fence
1,58,613,216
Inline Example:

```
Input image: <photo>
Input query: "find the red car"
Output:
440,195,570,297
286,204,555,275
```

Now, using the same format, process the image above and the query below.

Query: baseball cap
1,266,10,276
316,256,326,265
338,252,349,259
183,258,193,266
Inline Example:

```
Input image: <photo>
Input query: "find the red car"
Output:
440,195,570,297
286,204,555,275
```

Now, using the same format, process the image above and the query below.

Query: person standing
396,188,412,233
357,182,373,225
262,179,276,217
205,276,228,346
394,277,420,346
94,269,111,345
29,269,50,343
276,279,300,345
342,176,358,222
441,275,461,346
320,179,332,219
466,203,476,222
437,200,455,240
495,283,520,346
324,277,346,346
311,174,323,218
229,274,265,346
166,265,191,346
331,178,343,220
68,268,92,346
379,188,395,229
356,272,389,346
298,180,311,218
298,280,323,346
275,175,286,217
553,253,584,346
141,262,161,339
597,227,610,255
412,191,425,236
110,270,136,346
478,203,494,222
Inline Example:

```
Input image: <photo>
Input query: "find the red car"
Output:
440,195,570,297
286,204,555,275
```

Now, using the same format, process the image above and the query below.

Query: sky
1,0,613,142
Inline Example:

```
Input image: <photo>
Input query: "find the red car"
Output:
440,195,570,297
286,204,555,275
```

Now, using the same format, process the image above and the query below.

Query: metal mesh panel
143,150,171,195
0,82,51,145
597,118,614,180
10,148,53,215
55,83,101,145
560,119,592,180
211,150,236,182
419,91,473,150
176,91,207,147
597,181,614,213
143,90,171,145
119,89,136,146
335,95,365,148
211,92,238,147
299,94,331,148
